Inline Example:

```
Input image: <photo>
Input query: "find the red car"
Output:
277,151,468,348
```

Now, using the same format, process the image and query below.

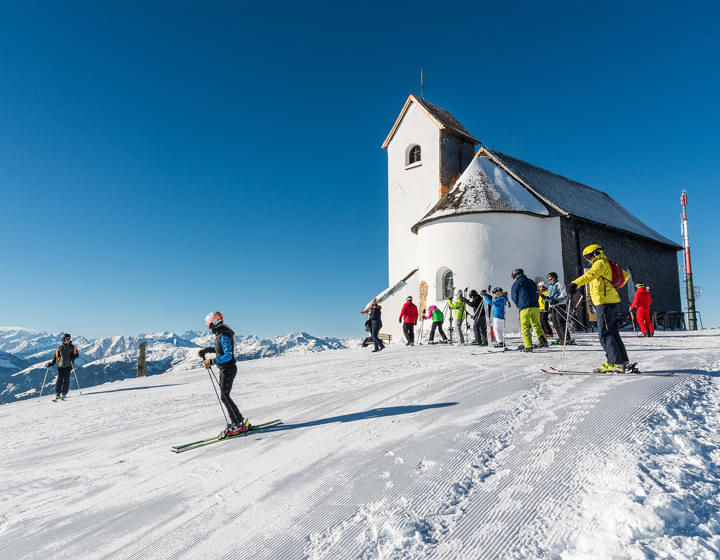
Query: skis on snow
171,419,283,453
541,366,673,377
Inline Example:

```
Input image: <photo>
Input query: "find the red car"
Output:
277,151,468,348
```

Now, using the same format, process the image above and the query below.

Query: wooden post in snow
137,341,147,377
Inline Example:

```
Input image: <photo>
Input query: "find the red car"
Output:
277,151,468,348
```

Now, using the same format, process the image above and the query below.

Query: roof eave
411,209,551,234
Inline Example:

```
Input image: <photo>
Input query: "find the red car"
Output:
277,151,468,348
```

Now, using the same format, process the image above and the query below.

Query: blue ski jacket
485,294,508,320
205,324,236,367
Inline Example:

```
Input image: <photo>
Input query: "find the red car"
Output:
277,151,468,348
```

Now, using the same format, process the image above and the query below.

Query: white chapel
371,94,680,343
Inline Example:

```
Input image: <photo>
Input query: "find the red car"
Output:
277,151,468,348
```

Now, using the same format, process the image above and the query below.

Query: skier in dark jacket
199,311,249,437
464,289,488,345
368,298,385,352
46,333,78,400
511,269,548,352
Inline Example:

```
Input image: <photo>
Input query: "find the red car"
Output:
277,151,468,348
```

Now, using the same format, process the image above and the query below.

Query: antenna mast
681,190,697,330
420,68,424,100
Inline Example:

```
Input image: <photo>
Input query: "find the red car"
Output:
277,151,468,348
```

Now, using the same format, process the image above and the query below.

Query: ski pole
560,295,584,371
71,364,83,395
629,309,638,336
37,367,50,401
206,364,230,425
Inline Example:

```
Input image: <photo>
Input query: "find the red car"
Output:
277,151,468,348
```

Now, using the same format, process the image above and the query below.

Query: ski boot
593,362,624,373
520,347,534,353
538,337,549,348
223,419,251,438
494,342,505,348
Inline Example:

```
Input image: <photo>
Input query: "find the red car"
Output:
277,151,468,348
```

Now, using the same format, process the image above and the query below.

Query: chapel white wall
416,214,564,333
386,102,441,285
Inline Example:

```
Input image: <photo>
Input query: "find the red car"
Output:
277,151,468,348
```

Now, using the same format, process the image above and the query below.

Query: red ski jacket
399,301,419,324
630,287,652,310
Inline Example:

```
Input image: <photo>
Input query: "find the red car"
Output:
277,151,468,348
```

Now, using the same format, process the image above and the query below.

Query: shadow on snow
268,402,458,433
84,383,188,395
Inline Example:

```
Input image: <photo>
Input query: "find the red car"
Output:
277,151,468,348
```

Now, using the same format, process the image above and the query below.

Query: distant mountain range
0,327,349,404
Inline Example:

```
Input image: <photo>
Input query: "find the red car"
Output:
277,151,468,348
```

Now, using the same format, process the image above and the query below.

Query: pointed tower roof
411,152,549,232
382,94,480,149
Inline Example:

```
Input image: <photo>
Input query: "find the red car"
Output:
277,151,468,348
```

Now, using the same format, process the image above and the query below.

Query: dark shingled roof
486,149,681,249
416,98,480,145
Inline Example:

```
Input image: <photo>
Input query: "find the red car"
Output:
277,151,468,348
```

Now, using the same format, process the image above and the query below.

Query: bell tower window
405,144,422,168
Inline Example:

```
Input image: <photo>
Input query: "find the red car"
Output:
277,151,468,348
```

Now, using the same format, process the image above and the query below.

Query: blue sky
1,1,718,338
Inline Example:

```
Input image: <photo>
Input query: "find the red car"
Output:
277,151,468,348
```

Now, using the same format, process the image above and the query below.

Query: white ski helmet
205,311,224,329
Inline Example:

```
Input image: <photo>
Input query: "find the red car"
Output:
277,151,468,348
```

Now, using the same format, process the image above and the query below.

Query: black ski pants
540,311,553,338
551,304,569,341
472,314,487,345
370,319,384,351
596,302,629,365
55,366,71,396
429,321,447,342
402,322,415,344
218,362,244,425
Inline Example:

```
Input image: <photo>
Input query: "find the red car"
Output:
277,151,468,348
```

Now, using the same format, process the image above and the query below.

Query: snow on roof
412,155,549,232
486,149,680,248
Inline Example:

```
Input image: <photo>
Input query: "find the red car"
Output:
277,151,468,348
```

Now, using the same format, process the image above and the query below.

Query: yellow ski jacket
572,256,621,306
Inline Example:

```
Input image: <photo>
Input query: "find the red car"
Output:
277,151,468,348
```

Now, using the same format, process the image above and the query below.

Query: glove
198,349,205,357
567,283,578,296
202,358,214,368
45,362,53,368
399,318,402,323
550,298,558,305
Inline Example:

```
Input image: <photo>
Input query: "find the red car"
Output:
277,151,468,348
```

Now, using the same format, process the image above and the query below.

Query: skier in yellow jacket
568,244,633,373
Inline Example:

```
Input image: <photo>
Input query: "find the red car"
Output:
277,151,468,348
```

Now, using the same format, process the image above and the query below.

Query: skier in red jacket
630,283,654,337
399,296,419,345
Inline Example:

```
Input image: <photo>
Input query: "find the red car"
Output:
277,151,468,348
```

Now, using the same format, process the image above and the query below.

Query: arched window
406,144,421,166
442,270,454,299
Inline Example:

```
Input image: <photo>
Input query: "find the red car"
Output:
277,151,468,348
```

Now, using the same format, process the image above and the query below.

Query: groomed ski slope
1,331,719,560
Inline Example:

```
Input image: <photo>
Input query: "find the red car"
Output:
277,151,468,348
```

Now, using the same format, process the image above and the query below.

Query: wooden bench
361,333,392,347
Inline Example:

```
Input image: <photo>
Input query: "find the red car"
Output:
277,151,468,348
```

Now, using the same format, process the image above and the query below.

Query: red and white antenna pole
681,190,697,330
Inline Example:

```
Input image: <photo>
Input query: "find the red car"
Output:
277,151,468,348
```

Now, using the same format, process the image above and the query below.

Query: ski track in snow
0,331,718,559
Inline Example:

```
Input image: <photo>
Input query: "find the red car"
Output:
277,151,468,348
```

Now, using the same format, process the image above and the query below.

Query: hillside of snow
1,330,718,559
0,327,348,404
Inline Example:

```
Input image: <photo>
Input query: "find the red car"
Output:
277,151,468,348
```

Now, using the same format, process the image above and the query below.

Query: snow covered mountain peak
0,326,350,404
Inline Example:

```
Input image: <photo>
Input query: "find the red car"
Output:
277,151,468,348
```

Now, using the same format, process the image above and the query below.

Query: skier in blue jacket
486,287,510,347
199,311,250,437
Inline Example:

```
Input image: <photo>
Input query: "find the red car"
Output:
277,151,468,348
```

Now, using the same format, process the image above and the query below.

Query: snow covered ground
1,330,718,559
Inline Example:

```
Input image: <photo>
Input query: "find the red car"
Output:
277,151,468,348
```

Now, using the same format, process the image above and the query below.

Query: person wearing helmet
630,283,654,337
537,281,554,339
546,272,573,344
45,333,79,400
568,244,632,372
448,289,467,344
464,289,488,346
399,296,419,346
486,287,510,348
511,269,548,352
424,305,448,344
198,312,249,437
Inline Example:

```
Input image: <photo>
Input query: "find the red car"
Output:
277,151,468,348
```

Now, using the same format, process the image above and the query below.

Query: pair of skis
542,366,672,377
171,419,283,453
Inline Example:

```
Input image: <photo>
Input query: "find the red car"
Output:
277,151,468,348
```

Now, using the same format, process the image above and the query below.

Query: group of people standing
366,243,654,374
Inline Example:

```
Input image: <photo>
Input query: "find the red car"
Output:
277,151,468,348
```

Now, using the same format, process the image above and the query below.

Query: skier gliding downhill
198,311,250,437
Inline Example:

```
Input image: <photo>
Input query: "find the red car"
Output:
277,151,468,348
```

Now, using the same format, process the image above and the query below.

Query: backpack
607,259,630,289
